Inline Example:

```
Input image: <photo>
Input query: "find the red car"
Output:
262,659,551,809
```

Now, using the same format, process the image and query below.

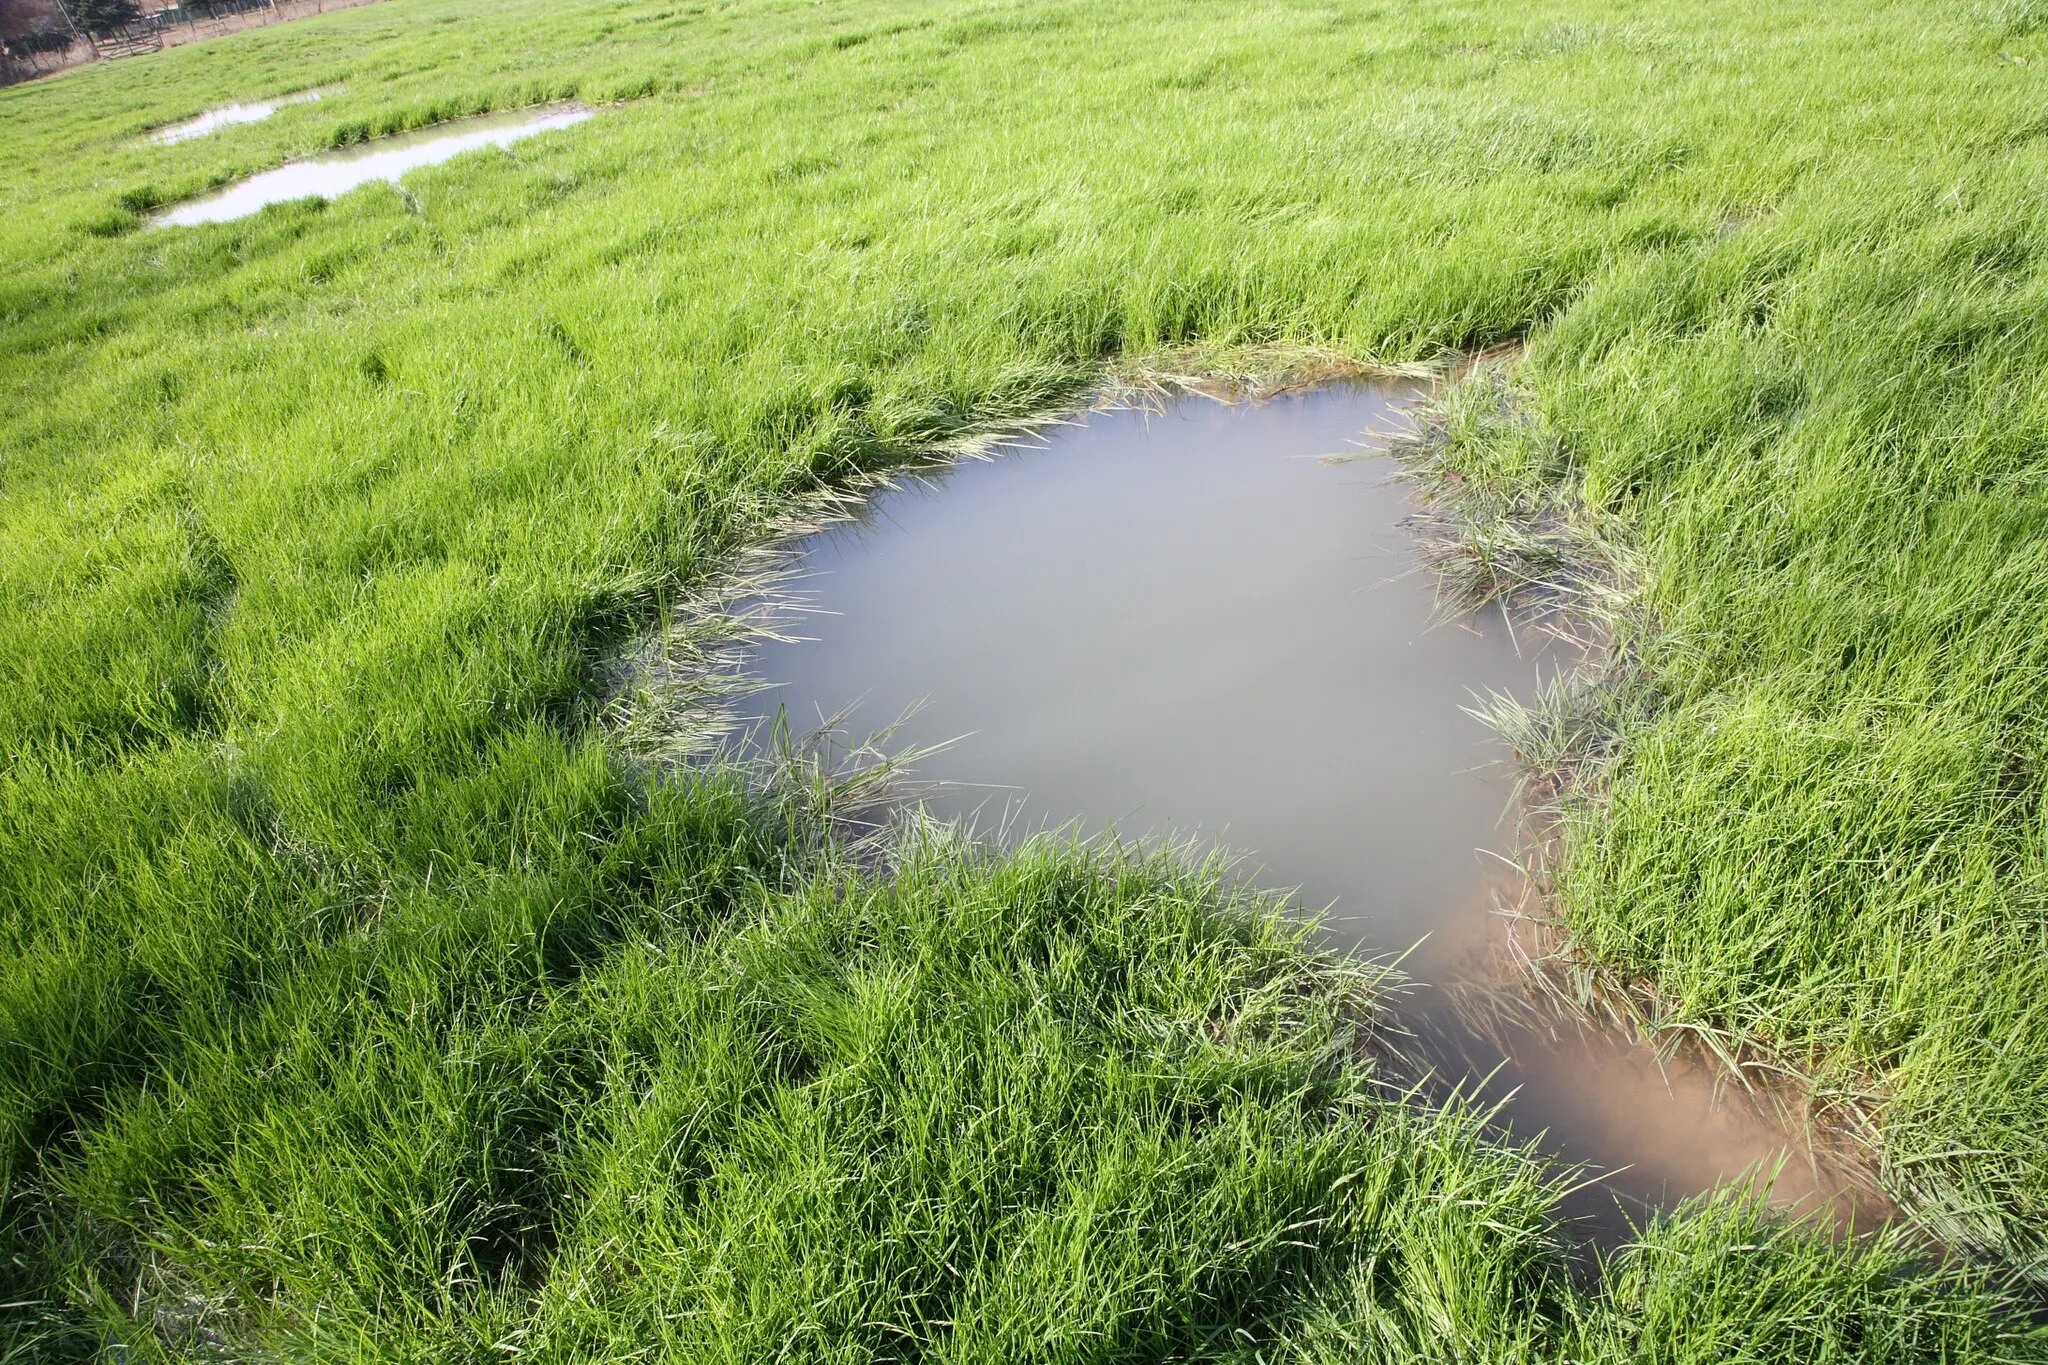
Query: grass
13,787,2036,1359
2,0,2047,1353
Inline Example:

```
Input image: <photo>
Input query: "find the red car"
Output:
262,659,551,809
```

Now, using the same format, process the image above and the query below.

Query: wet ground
733,381,1882,1246
153,103,592,226
150,87,333,144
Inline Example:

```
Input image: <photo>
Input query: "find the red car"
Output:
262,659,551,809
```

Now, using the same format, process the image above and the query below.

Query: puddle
150,87,335,144
153,104,593,227
733,381,1881,1245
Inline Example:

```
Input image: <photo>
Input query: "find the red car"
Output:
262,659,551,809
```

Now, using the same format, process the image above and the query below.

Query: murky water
153,104,592,227
736,382,1879,1244
150,87,334,145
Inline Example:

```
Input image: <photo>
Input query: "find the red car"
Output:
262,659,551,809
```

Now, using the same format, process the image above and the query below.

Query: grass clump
2,0,2048,1350
9,797,2036,1360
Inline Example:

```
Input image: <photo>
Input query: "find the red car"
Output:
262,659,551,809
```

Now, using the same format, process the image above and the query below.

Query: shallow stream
732,381,1878,1245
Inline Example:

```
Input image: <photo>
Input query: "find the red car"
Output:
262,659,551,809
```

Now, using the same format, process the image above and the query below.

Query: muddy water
735,382,1880,1243
154,104,592,226
150,87,334,145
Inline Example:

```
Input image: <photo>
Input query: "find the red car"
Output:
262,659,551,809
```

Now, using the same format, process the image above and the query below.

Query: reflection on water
154,104,593,226
150,87,335,145
735,382,1882,1245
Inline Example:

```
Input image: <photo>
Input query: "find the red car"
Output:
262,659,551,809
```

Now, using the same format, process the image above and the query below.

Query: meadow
3,0,2047,1355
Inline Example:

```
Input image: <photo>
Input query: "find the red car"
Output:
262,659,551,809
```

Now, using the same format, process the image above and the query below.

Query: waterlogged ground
153,103,592,225
9,0,2048,1350
148,87,333,145
738,383,1876,1240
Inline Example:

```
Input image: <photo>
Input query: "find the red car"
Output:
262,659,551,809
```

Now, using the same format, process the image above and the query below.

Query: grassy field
3,0,2048,1355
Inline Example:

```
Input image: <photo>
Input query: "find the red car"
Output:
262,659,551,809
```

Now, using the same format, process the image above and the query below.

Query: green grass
12,791,2035,1359
2,0,2048,1354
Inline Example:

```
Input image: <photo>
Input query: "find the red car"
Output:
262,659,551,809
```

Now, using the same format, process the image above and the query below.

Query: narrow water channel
154,104,592,226
150,87,333,145
734,381,1877,1245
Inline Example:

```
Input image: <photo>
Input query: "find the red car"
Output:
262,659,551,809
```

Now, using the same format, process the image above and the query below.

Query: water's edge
608,373,1888,1250
152,103,594,227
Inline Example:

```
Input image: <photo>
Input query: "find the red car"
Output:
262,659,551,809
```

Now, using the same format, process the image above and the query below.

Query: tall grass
3,0,2047,1351
12,793,2038,1358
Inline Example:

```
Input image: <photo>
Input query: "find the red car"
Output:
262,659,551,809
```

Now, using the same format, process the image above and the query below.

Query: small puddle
150,87,335,145
153,104,593,227
733,381,1881,1246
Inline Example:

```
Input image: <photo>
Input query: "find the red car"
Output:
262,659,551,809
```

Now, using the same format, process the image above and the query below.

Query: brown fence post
51,0,100,60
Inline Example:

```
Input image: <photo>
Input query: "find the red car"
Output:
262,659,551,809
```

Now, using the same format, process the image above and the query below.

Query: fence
1,0,377,86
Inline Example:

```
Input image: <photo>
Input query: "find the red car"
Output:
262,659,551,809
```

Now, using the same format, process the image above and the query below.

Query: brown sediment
1434,874,1893,1241
1389,356,1913,1247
